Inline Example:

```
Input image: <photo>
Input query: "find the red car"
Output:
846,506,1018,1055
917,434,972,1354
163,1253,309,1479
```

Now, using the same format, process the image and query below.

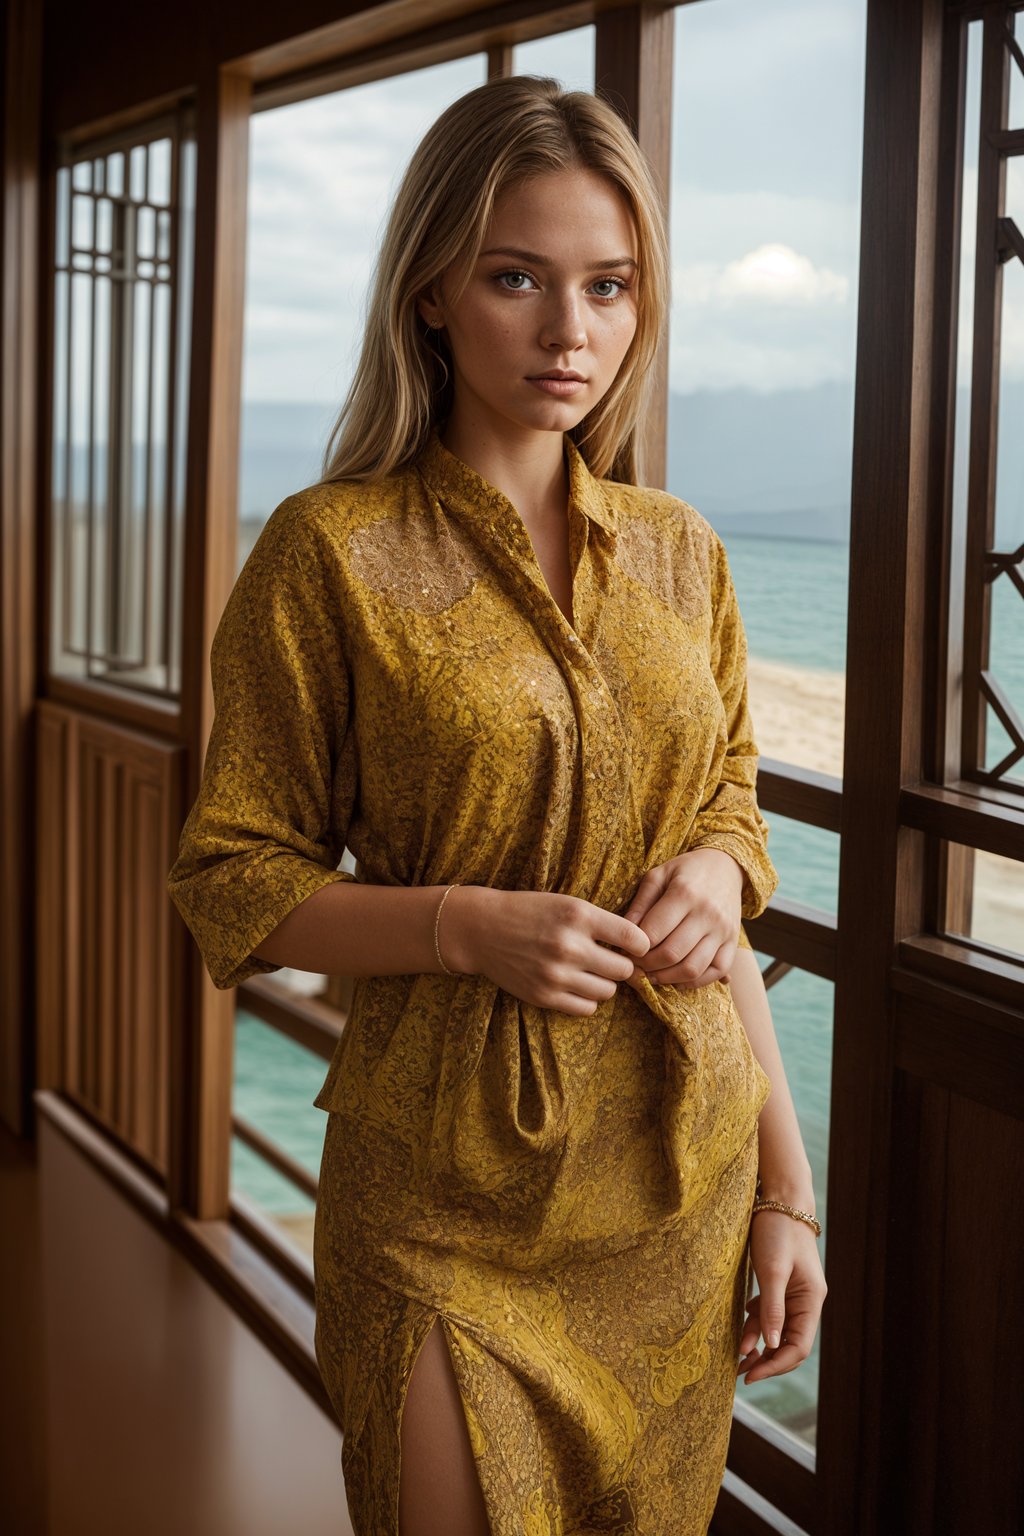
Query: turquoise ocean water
232,531,1021,1445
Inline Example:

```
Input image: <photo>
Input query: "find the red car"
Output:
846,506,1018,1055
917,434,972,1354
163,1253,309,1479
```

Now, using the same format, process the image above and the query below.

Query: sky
239,0,1023,414
241,0,874,407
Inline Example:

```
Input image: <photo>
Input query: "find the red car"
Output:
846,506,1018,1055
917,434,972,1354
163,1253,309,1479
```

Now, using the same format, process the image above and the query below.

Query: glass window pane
731,534,847,780
668,0,867,780
989,150,1024,790
231,1012,332,1257
1009,11,1024,132
149,136,172,206
985,566,1024,785
239,53,486,555
994,156,1023,556
951,16,982,776
745,959,833,1448
763,812,840,914
50,119,194,697
513,26,595,89
940,842,1024,962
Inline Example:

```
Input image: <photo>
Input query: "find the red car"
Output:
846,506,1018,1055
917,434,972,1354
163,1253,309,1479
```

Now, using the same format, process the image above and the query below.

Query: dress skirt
313,1096,760,1536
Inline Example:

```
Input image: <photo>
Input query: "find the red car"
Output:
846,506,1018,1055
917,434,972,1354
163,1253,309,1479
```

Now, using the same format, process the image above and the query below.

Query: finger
737,1301,762,1360
602,912,654,961
740,1322,813,1382
715,937,738,975
590,940,645,982
758,1287,788,1353
741,1292,819,1382
639,909,704,968
676,955,732,990
646,931,724,987
620,867,672,927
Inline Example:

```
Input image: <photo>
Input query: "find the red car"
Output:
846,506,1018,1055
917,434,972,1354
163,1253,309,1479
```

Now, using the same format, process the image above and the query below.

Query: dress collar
414,425,619,535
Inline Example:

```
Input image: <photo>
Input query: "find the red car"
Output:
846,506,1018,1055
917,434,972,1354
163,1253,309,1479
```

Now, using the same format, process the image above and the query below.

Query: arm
623,531,779,984
250,878,487,977
731,941,827,1379
165,499,363,990
727,943,815,1207
164,489,501,988
685,530,778,938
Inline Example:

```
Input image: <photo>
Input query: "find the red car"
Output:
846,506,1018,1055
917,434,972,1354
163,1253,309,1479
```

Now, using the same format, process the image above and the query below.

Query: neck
439,411,570,522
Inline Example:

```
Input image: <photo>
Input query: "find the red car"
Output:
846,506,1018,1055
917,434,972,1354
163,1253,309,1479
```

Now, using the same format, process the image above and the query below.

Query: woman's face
418,166,640,439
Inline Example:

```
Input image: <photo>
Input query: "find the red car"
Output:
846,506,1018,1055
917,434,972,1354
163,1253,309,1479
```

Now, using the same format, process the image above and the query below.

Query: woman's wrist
756,1165,816,1212
434,883,490,975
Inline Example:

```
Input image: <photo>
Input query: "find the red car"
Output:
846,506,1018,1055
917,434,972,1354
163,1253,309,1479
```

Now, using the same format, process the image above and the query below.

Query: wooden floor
2,1111,742,1535
1,1109,352,1536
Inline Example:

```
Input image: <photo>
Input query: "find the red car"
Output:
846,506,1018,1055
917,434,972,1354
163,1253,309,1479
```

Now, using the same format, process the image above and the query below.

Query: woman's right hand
441,887,651,1014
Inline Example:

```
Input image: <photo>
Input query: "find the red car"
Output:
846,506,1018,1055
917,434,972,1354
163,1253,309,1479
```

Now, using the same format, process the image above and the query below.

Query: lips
529,372,586,381
527,376,586,395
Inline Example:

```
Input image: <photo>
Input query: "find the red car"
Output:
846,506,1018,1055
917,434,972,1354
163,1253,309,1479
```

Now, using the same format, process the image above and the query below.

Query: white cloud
717,244,848,305
668,235,859,392
673,243,848,309
668,323,855,395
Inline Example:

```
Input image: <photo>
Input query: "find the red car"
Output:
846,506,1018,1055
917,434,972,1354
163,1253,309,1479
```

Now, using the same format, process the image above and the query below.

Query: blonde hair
316,73,670,488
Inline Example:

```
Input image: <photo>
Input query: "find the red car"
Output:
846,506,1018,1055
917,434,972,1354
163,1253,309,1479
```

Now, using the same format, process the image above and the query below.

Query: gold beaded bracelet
752,1180,822,1237
434,883,459,975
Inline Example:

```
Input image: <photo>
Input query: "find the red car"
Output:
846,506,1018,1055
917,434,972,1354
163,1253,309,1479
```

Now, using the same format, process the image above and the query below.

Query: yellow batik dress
166,425,778,1536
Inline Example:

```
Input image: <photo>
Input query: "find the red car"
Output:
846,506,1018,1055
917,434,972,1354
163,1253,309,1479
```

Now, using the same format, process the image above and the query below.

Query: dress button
597,757,617,781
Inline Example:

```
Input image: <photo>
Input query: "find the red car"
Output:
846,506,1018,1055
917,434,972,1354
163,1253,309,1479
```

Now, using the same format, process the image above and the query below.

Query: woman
167,72,827,1536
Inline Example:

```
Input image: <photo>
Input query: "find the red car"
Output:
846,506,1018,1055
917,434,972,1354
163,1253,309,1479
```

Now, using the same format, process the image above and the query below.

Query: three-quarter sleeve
166,497,359,990
685,531,778,930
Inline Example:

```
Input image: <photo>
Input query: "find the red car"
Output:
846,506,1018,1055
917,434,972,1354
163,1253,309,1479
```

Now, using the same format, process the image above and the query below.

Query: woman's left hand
736,1211,828,1382
619,848,746,991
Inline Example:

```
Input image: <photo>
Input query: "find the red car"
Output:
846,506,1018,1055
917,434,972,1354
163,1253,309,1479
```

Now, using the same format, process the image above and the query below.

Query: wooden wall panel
1,0,43,1137
35,699,183,1174
881,1064,1023,1536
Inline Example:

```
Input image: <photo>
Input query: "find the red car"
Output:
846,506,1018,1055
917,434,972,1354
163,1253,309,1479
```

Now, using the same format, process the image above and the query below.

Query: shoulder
602,480,724,560
269,463,424,557
259,470,402,537
599,479,729,615
236,465,419,595
215,474,407,642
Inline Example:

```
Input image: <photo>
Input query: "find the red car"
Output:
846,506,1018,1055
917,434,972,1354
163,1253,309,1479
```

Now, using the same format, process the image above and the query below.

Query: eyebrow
479,246,638,271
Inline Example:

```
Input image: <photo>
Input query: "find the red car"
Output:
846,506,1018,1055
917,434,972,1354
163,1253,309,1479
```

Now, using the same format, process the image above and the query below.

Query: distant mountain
240,400,341,516
238,383,1023,548
667,379,1023,547
666,380,855,528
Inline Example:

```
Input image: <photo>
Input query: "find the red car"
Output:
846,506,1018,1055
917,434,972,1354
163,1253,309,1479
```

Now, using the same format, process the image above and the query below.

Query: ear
416,286,444,330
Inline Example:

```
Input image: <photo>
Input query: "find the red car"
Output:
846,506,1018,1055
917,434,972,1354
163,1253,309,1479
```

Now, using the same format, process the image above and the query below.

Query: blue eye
591,277,630,299
495,270,537,292
492,269,632,303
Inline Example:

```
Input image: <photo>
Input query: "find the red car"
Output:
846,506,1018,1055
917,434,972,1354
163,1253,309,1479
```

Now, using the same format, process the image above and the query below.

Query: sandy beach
748,654,1022,954
747,655,846,780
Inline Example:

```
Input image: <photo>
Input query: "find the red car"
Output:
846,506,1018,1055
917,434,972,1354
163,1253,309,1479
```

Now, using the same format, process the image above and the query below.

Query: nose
539,286,588,353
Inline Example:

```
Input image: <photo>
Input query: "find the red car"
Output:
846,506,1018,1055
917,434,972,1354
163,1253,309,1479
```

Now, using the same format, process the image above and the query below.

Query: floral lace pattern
166,425,779,1534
